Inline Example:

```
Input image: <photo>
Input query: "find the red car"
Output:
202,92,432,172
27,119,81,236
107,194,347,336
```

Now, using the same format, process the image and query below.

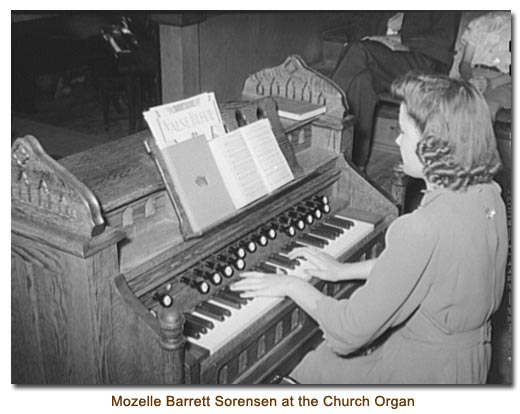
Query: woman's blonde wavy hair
391,72,502,190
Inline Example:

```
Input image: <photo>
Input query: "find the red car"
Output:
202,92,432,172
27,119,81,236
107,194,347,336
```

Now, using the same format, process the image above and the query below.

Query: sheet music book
145,97,294,235
159,135,236,233
275,96,326,121
144,92,226,149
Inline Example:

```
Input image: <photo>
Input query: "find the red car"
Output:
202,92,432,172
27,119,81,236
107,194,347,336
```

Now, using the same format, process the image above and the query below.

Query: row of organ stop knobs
153,195,331,308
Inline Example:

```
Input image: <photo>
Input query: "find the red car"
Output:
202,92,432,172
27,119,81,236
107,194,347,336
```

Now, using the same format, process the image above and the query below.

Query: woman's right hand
287,247,345,282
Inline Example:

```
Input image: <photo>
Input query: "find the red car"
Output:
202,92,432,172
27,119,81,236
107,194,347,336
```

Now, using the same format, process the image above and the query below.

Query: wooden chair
241,55,355,160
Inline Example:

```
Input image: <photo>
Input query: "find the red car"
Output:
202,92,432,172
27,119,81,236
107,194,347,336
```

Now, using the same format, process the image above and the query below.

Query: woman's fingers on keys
289,248,328,267
231,278,261,291
231,272,271,290
304,268,327,279
238,271,267,279
287,246,318,260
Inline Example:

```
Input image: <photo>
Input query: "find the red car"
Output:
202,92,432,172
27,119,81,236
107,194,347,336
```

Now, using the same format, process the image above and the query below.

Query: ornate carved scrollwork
11,136,106,237
242,54,348,118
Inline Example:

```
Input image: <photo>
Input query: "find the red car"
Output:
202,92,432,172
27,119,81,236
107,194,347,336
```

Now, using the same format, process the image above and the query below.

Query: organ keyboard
185,213,375,354
11,97,398,384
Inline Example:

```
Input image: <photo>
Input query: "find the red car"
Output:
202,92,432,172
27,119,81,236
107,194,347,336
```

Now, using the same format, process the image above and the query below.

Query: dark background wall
197,12,354,101
12,11,389,110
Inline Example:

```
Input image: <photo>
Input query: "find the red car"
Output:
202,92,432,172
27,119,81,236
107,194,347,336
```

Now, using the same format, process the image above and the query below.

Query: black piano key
183,324,202,339
193,306,224,322
298,233,328,248
308,227,337,240
184,318,208,334
317,222,344,236
195,301,230,320
268,253,298,269
334,216,355,227
221,286,253,302
282,254,301,267
220,287,250,303
255,263,278,274
280,241,306,254
185,313,214,330
212,292,242,309
326,216,354,229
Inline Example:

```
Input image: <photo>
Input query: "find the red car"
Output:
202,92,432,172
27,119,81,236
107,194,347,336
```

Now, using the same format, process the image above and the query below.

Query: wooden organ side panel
11,223,190,384
11,136,188,385
11,136,106,238
11,232,119,384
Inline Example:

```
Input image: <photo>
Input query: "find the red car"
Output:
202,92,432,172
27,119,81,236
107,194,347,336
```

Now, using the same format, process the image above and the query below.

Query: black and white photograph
10,10,512,388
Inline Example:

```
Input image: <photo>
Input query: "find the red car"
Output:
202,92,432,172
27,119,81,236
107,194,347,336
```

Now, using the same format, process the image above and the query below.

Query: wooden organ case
11,97,398,384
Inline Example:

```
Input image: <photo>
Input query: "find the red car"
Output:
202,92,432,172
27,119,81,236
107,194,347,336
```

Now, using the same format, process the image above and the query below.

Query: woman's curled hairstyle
391,72,502,190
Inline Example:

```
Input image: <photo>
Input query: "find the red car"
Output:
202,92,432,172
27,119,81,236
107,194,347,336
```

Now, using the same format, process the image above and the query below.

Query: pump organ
11,96,398,384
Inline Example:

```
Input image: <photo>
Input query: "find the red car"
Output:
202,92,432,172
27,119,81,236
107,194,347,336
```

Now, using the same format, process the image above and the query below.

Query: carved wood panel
12,136,105,237
242,55,348,119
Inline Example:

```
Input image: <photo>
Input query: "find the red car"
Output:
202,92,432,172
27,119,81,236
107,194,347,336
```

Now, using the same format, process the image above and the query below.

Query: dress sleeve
313,212,439,355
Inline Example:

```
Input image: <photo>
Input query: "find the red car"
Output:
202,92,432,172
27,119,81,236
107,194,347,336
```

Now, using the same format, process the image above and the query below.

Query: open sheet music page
241,119,294,192
208,129,268,209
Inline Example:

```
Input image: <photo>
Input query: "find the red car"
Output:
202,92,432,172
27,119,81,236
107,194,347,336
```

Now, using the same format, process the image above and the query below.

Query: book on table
144,94,294,235
274,96,326,121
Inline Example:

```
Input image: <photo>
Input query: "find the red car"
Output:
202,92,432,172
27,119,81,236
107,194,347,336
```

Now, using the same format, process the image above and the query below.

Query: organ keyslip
11,97,398,384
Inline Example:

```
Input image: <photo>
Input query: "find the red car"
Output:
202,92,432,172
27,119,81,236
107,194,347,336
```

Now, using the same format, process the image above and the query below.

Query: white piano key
190,297,281,352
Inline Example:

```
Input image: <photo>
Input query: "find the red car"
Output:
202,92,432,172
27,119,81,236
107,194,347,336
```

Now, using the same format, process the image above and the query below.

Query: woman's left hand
230,272,302,298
